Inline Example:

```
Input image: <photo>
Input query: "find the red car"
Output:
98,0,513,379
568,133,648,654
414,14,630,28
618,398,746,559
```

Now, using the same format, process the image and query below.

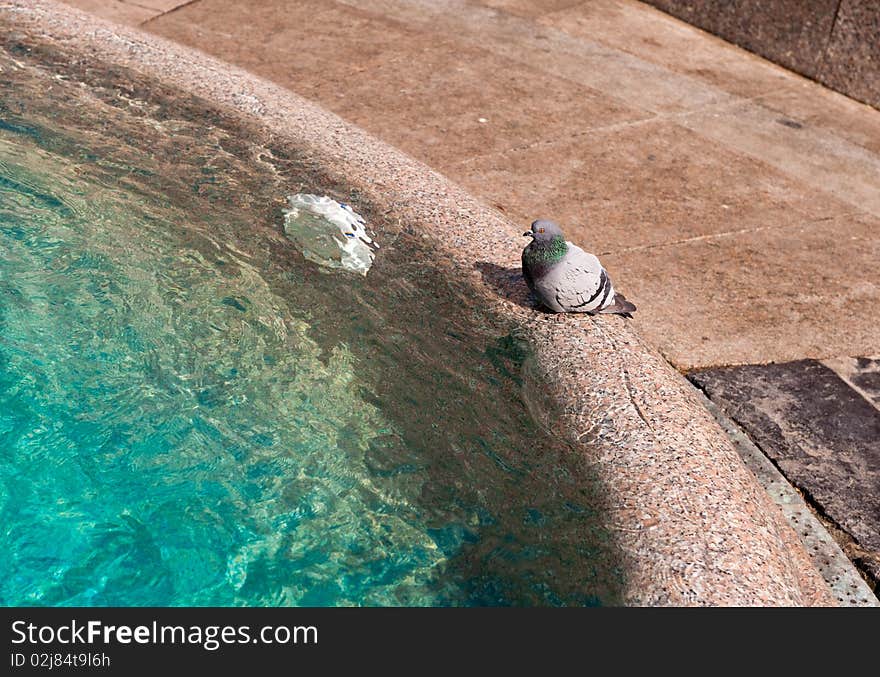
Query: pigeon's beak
523,231,533,237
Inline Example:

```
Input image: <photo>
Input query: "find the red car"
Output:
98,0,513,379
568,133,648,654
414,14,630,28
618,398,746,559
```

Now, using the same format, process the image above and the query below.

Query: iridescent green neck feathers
524,234,567,265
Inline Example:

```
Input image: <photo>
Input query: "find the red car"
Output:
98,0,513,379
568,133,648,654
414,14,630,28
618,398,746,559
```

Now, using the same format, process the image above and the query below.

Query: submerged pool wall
3,0,835,606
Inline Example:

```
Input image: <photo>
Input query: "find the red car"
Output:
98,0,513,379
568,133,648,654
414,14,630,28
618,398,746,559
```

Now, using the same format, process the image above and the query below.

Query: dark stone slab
644,0,837,79
690,360,880,556
850,358,880,406
825,356,880,409
820,0,880,110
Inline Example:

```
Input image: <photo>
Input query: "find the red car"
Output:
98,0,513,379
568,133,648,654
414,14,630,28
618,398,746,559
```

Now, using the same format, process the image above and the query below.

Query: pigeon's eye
538,228,545,234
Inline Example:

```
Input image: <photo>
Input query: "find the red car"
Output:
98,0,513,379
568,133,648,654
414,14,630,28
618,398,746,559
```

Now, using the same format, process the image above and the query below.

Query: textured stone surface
819,0,880,110
7,0,836,605
57,0,189,21
55,0,159,24
691,360,880,558
607,212,880,371
824,356,880,409
675,95,880,219
135,0,192,11
644,0,880,109
479,0,585,19
749,85,880,157
643,0,838,78
454,118,833,252
124,0,648,169
701,394,878,606
538,0,794,100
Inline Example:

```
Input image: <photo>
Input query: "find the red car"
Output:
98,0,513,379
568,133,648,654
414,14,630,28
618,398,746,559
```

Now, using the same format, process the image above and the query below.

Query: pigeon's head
523,219,564,243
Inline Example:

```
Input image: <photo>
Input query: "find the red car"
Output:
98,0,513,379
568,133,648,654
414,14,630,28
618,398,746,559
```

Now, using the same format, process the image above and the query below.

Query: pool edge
3,0,836,606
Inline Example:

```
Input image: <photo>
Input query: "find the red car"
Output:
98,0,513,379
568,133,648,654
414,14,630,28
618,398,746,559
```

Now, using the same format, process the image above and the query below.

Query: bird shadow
474,261,553,312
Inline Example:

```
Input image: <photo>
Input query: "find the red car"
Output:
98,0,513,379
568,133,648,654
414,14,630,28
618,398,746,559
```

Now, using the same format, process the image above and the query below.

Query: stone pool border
3,0,835,605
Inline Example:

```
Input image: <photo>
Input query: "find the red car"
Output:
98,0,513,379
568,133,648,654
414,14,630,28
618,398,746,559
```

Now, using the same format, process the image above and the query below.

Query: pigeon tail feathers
597,292,636,318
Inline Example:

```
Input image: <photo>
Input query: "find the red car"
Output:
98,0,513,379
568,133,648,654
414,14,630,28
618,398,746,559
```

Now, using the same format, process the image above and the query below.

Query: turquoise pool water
0,42,616,606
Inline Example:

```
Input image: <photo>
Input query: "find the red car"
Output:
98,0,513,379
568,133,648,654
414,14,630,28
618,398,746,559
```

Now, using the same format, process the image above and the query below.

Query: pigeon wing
536,244,612,313
521,247,535,292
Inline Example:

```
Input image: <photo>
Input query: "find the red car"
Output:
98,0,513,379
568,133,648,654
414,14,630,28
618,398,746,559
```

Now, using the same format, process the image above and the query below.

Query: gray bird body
522,219,636,316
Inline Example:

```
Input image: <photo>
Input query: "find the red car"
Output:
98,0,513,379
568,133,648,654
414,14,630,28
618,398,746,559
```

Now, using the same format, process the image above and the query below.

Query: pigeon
521,219,636,316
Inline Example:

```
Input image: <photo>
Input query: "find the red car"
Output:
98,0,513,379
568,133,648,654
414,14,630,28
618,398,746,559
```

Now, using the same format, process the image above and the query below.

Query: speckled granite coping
2,0,836,606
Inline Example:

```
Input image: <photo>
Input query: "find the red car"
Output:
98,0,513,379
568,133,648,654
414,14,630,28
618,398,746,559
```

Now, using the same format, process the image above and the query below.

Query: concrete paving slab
58,0,159,24
537,3,880,218
479,0,586,20
332,0,737,114
643,0,839,79
606,213,880,369
134,0,648,170
677,97,880,220
690,360,880,585
537,0,796,100
542,0,880,179
136,0,193,11
749,84,880,157
451,117,843,254
643,0,880,109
